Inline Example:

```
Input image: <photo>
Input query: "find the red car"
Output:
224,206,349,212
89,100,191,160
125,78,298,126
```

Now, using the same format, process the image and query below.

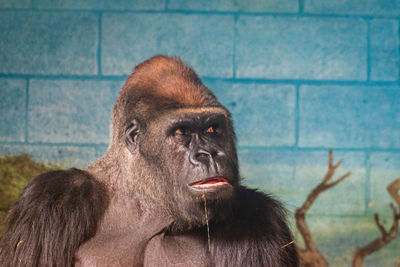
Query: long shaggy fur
0,169,108,267
211,187,298,266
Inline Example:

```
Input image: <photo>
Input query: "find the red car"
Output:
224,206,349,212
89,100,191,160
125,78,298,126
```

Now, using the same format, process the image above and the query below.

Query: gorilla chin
170,176,236,231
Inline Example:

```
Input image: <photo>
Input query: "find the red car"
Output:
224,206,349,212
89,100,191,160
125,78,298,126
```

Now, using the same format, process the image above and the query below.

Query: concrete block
0,79,26,142
299,85,400,148
370,19,399,81
28,79,122,143
32,0,165,10
0,11,98,75
293,151,366,215
102,13,234,77
0,0,29,8
369,152,400,215
238,149,296,207
168,0,298,13
305,0,400,16
206,81,296,147
236,16,367,80
238,149,366,215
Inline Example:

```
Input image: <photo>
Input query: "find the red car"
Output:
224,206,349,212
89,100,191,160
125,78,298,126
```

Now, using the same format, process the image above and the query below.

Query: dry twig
352,178,400,267
295,151,351,267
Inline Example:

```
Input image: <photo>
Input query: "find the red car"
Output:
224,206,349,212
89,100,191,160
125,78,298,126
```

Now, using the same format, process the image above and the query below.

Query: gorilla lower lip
191,177,229,188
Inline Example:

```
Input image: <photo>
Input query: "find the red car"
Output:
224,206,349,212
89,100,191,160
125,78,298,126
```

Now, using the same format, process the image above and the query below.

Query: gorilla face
125,106,239,229
110,55,241,230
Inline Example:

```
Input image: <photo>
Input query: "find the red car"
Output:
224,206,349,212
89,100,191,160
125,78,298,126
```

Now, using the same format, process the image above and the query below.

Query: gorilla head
105,55,239,230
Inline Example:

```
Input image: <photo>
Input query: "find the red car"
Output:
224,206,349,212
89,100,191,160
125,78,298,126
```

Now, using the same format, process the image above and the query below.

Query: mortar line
1,8,400,20
24,78,29,143
364,151,371,215
398,20,400,83
0,141,109,147
294,84,300,147
97,12,102,76
1,74,400,86
236,146,400,153
367,19,371,81
232,14,238,79
0,74,127,81
298,0,304,13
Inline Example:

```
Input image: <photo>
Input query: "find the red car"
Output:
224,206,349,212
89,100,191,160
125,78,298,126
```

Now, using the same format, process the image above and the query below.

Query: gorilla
0,55,298,266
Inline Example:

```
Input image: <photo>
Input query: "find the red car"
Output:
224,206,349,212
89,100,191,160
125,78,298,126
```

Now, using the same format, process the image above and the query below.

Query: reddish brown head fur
123,55,211,107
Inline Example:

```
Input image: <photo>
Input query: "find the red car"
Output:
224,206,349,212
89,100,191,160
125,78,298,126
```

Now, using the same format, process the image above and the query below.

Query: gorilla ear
125,119,140,154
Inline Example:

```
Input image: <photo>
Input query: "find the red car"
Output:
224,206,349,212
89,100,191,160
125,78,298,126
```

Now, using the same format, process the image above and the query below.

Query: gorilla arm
0,169,108,267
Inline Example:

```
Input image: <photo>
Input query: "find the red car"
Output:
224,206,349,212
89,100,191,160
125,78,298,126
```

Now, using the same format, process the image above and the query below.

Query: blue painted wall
0,0,399,265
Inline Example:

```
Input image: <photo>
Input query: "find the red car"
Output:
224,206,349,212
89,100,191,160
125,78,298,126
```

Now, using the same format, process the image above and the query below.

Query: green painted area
251,181,400,266
292,215,400,266
0,154,58,234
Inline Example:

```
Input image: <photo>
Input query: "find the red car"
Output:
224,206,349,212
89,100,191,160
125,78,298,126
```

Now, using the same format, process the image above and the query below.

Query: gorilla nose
190,148,224,167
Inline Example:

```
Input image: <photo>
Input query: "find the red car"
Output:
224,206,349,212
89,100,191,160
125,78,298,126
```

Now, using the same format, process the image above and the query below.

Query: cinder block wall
0,0,399,265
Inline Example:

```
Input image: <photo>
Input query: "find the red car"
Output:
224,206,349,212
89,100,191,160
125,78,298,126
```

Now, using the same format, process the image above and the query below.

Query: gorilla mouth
190,177,229,189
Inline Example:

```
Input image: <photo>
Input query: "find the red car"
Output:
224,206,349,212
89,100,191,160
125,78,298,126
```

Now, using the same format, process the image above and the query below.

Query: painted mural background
0,0,399,265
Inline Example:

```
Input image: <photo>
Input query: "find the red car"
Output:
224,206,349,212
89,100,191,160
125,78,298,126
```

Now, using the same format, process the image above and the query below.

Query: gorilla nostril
212,151,224,158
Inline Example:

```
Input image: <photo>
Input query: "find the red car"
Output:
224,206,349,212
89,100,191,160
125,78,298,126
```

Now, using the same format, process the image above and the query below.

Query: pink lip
190,177,229,189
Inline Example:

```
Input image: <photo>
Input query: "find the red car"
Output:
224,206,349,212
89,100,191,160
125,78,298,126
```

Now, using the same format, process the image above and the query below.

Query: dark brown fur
0,169,108,267
0,55,298,266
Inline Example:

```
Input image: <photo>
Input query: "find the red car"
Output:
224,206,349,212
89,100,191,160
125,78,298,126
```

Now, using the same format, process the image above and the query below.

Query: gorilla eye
175,128,183,135
206,125,220,134
174,127,190,136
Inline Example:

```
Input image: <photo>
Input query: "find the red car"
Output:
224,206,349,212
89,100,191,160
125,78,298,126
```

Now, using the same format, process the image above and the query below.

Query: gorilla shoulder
0,169,108,267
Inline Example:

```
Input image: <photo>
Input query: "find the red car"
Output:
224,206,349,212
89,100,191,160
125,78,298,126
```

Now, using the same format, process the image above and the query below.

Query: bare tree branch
295,151,351,267
388,179,400,208
374,214,387,237
326,172,352,189
352,178,400,267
